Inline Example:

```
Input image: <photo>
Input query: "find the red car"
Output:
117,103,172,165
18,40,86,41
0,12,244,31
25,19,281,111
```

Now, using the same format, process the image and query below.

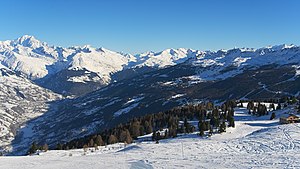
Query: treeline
241,96,300,116
28,142,48,155
27,96,300,154
237,96,299,105
246,101,271,116
27,100,237,154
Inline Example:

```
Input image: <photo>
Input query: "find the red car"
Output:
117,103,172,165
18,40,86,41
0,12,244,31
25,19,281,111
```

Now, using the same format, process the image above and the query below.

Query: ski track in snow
1,107,300,168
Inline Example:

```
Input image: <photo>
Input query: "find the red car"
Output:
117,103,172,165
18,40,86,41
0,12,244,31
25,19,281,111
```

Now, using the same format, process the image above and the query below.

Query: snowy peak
0,35,300,95
262,44,296,51
68,46,134,82
134,48,197,68
13,35,46,48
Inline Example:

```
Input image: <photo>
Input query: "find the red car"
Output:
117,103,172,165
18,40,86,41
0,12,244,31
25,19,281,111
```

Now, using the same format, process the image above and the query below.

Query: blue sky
0,0,299,54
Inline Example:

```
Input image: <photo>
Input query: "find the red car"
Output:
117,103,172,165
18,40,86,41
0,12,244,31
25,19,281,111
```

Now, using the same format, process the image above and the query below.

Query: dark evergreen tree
199,121,206,137
42,144,49,152
56,143,63,150
88,138,94,147
28,142,38,154
209,125,213,136
247,101,255,113
108,135,118,144
269,103,275,111
152,131,157,141
95,135,104,146
219,122,226,133
144,121,153,134
228,115,235,128
276,103,281,110
129,121,141,139
168,126,177,138
270,112,276,120
119,129,133,144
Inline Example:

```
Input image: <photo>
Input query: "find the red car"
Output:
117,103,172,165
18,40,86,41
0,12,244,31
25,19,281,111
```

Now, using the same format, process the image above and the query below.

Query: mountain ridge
0,35,299,155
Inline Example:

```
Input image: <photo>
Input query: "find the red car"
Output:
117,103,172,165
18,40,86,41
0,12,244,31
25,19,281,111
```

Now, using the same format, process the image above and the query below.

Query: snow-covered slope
133,48,200,68
0,67,62,152
189,45,300,81
0,36,196,83
68,46,135,83
1,35,300,96
2,106,300,169
0,36,135,82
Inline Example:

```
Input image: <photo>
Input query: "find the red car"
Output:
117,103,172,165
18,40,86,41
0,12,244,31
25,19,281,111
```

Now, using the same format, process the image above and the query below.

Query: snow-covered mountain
1,35,300,96
133,48,200,68
0,36,199,95
0,36,133,81
1,35,300,155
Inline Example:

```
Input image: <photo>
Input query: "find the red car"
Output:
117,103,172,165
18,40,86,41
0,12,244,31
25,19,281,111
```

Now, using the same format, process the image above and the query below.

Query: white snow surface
1,106,300,169
1,36,300,84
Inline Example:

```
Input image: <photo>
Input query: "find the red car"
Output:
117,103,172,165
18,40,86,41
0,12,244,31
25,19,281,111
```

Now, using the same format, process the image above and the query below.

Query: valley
0,36,299,161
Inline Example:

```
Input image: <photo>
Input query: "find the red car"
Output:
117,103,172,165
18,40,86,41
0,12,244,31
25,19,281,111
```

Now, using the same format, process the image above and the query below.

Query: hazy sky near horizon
0,0,299,54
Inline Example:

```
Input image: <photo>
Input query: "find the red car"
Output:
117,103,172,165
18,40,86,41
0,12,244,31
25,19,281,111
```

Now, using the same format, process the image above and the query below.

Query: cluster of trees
238,96,299,105
29,100,234,153
28,142,48,155
27,96,300,154
246,101,270,116
281,96,298,105
242,96,300,119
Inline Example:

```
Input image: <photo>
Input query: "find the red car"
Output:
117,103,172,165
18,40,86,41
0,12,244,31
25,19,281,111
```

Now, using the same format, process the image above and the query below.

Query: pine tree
56,143,63,150
88,138,94,147
206,102,214,110
219,122,226,133
269,103,275,111
247,101,254,112
144,121,153,134
108,135,118,144
228,116,235,128
156,132,161,140
42,144,49,152
94,144,98,150
239,100,243,107
95,135,104,146
209,125,213,136
184,118,189,133
119,129,132,144
199,121,206,137
291,97,298,104
168,126,177,138
139,125,145,136
129,121,141,139
83,144,88,152
28,142,38,154
276,104,281,110
152,131,157,141
270,112,276,120
164,129,169,138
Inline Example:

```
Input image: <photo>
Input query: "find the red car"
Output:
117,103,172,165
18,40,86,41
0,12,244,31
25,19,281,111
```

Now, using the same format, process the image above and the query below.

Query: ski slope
1,106,300,169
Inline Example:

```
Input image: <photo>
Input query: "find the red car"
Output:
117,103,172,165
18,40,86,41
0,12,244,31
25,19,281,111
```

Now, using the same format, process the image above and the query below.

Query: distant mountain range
0,35,299,154
0,35,199,95
1,35,299,96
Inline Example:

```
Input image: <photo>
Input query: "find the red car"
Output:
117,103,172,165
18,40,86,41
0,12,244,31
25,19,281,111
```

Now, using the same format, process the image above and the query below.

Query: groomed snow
1,106,299,169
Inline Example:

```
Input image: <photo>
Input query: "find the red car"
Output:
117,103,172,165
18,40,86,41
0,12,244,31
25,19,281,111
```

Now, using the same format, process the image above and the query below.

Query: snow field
1,106,300,169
